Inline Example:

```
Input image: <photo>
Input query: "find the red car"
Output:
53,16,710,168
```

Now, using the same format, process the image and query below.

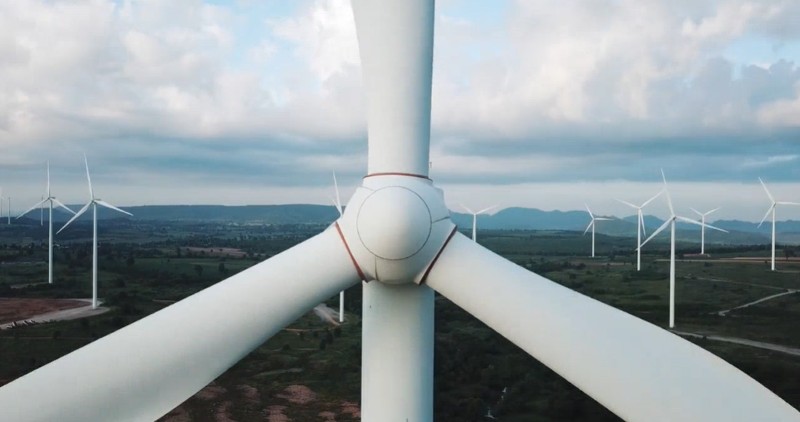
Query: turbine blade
332,170,343,216
0,228,361,422
46,161,51,198
57,202,91,234
705,207,720,216
676,216,728,233
583,220,594,235
758,178,774,203
661,170,674,216
776,201,800,206
84,154,94,199
425,234,798,421
690,207,702,217
640,189,662,208
17,198,48,219
639,213,647,238
459,203,474,215
595,217,613,221
615,199,638,209
95,200,133,217
477,205,497,215
639,219,672,249
757,205,773,228
585,203,594,218
351,0,433,175
52,199,75,215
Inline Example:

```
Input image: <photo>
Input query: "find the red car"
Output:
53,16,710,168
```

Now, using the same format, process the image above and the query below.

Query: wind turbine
17,162,76,284
757,178,800,271
332,170,346,323
0,2,797,421
460,204,497,241
690,207,723,255
583,205,612,258
639,171,727,328
617,190,662,271
57,155,132,309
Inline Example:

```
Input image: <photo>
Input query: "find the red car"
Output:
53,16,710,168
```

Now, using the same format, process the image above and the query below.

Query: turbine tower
0,2,797,422
640,171,726,328
757,178,800,271
617,190,662,271
58,155,132,309
584,205,612,258
690,207,722,255
18,162,76,284
460,204,497,241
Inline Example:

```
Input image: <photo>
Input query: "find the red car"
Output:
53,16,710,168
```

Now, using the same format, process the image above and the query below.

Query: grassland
0,221,798,421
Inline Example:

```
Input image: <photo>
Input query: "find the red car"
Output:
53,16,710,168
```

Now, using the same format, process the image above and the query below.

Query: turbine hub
357,187,431,260
335,175,455,285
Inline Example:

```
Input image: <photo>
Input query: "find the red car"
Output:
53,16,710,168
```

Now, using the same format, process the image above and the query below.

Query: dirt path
691,275,787,291
674,331,800,357
716,290,799,316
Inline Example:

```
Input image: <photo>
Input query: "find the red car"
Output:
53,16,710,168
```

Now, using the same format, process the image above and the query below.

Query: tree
218,262,227,274
194,264,204,278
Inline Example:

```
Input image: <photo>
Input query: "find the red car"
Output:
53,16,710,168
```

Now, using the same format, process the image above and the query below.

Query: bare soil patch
0,298,87,324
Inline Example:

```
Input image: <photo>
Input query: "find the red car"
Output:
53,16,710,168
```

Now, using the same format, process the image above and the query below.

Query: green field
1,222,799,421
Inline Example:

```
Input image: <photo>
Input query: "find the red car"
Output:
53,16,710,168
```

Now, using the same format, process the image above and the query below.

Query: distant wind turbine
332,170,346,323
460,204,497,242
640,170,726,328
617,190,662,271
18,162,76,284
757,178,800,271
58,155,133,309
584,205,612,258
690,207,723,255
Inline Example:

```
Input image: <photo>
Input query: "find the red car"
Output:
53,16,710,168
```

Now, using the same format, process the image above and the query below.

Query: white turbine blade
583,220,594,235
640,189,662,208
639,213,647,238
777,201,800,206
639,218,672,249
676,216,728,233
477,205,497,215
57,202,91,234
52,198,75,215
425,233,799,421
661,170,674,216
84,154,94,199
0,228,361,422
352,0,433,175
758,178,775,203
705,207,720,216
690,207,702,217
615,199,638,209
757,205,774,228
46,161,51,198
17,198,48,219
585,203,594,218
459,203,474,215
332,171,343,216
96,199,133,217
595,217,613,221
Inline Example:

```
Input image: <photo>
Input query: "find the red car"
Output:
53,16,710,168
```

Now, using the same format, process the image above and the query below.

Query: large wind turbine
617,190,662,271
757,178,800,271
460,204,497,241
690,207,722,255
57,156,132,309
17,162,76,284
640,171,727,328
583,204,612,258
0,2,797,421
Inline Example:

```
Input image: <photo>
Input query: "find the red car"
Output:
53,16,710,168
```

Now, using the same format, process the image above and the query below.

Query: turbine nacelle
337,175,454,285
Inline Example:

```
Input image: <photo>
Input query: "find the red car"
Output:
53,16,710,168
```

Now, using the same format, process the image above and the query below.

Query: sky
1,0,799,222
